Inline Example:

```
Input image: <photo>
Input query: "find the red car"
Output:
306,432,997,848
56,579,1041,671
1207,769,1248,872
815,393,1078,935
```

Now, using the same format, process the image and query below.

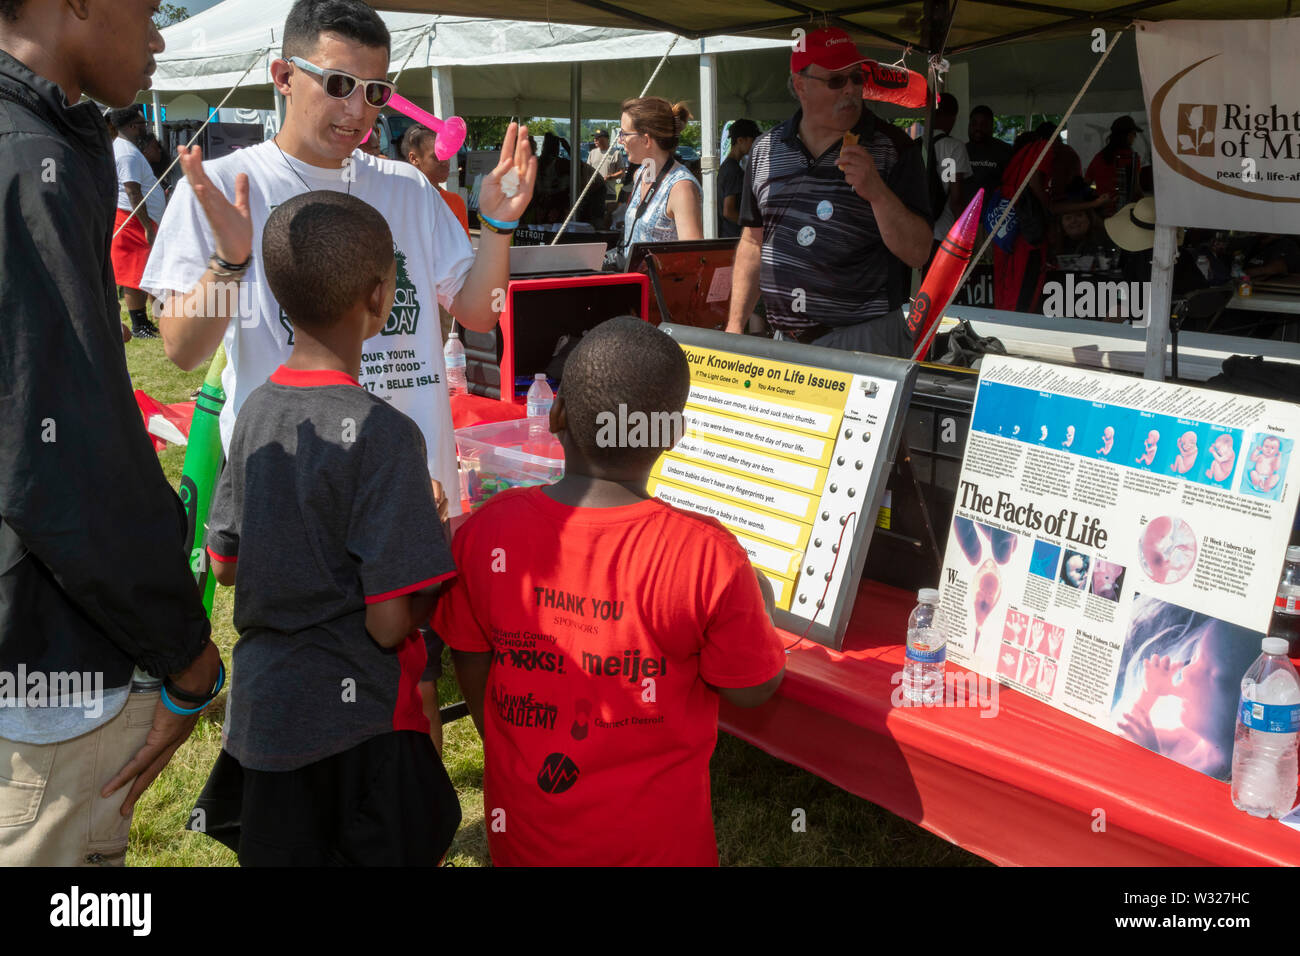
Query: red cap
791,27,869,74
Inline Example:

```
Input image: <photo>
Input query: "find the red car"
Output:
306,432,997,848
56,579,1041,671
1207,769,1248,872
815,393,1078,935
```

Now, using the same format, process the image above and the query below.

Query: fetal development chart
941,355,1300,779
654,326,915,648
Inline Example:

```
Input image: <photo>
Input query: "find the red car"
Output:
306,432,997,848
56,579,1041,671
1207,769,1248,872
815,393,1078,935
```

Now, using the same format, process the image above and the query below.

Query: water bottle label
1239,698,1300,733
1275,595,1300,614
906,644,946,664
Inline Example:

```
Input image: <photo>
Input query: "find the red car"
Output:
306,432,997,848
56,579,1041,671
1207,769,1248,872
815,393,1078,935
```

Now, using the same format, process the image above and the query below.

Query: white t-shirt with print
114,137,165,223
141,140,474,515
932,134,973,239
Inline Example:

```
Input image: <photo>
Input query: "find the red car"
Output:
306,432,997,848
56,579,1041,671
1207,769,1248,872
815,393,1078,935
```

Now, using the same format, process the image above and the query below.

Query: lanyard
629,155,676,230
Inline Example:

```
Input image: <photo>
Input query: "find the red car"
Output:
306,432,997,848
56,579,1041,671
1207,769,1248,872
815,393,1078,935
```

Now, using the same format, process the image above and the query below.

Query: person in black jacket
0,0,223,866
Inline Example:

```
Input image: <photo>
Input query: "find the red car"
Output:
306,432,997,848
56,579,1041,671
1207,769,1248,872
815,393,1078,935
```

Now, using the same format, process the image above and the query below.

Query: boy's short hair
283,0,391,59
560,317,690,470
262,191,394,332
107,105,144,130
400,124,435,161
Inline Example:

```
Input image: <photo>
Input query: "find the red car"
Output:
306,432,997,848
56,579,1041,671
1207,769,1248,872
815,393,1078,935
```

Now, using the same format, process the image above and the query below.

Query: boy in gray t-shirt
191,191,459,865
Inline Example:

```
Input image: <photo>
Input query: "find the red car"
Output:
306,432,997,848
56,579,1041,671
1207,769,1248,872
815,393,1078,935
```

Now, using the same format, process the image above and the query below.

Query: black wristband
210,252,251,275
163,677,215,704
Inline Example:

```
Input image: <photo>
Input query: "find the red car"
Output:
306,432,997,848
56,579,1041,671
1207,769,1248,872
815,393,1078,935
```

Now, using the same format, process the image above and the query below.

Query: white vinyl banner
1136,18,1300,233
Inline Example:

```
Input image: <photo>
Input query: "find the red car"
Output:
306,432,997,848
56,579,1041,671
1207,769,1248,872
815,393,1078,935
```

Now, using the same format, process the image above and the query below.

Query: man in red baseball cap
727,26,932,357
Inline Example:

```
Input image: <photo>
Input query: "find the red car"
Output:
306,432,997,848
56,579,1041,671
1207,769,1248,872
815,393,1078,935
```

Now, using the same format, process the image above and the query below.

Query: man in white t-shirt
142,0,536,755
110,105,166,338
143,0,535,518
929,93,972,243
586,128,625,196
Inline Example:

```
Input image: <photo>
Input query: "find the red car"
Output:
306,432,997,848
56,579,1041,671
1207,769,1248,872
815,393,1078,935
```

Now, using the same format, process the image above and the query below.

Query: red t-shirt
433,486,785,866
1086,147,1142,217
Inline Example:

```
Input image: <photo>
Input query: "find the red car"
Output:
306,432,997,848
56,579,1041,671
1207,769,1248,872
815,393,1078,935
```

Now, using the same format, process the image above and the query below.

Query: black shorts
189,731,461,866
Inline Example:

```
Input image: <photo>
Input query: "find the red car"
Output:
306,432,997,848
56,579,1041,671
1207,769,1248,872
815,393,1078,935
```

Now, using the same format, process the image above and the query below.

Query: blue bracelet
479,212,520,231
161,661,226,716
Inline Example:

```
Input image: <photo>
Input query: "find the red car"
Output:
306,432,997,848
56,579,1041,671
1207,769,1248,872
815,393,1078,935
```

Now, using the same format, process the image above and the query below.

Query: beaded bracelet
208,252,251,278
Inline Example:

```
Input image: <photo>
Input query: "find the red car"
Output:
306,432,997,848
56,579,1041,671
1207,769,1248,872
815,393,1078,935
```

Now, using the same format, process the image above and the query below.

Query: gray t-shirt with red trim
207,365,454,771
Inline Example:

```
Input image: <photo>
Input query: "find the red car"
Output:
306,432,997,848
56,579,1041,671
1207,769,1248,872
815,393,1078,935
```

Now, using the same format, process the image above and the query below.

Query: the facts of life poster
941,355,1300,780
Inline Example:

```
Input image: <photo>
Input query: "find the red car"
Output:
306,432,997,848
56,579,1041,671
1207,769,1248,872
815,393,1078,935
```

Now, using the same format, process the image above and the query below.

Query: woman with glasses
616,96,703,263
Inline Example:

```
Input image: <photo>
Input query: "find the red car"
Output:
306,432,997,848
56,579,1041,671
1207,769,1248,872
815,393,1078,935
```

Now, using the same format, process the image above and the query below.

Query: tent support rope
912,24,1125,360
549,35,680,245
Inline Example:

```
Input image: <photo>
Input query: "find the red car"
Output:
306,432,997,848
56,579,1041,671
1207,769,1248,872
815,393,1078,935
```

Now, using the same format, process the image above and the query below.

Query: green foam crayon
178,346,227,617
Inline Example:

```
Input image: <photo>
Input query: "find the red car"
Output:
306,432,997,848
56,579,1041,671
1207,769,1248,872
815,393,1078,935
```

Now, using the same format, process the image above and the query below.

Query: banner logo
1176,104,1216,157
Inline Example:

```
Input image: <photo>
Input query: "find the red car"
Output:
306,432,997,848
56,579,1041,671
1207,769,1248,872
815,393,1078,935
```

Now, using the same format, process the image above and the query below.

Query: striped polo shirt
739,107,930,333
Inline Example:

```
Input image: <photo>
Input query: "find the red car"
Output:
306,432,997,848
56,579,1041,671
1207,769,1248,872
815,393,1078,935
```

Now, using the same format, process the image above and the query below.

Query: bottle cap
448,331,459,339
1263,636,1290,655
535,373,546,380
917,587,940,604
1287,545,1300,563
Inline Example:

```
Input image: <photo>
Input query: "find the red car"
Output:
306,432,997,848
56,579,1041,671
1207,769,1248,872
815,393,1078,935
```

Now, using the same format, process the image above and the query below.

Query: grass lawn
123,328,987,868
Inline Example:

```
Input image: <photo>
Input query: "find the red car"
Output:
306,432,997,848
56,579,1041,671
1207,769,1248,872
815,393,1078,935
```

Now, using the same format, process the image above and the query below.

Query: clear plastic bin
456,417,564,510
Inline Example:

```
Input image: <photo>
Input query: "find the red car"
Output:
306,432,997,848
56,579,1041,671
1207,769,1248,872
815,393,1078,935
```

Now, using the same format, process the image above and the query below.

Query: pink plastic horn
384,94,466,160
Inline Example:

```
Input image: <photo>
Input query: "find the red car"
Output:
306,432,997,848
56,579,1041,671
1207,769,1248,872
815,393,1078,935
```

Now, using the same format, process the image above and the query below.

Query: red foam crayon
909,188,984,361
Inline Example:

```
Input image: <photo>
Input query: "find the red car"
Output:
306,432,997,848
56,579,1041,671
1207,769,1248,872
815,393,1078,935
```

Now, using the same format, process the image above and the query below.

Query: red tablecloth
720,578,1300,866
450,393,524,430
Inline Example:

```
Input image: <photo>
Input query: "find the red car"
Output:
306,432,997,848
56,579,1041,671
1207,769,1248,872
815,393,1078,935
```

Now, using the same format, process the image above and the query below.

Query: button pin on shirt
797,225,817,246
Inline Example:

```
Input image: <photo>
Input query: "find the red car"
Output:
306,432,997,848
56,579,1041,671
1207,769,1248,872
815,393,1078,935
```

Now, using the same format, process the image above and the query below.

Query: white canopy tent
153,1,1149,121
150,1,1152,246
152,3,796,117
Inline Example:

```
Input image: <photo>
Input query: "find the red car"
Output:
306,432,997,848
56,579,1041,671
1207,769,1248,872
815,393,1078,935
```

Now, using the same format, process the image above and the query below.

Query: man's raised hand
477,122,538,225
177,144,253,265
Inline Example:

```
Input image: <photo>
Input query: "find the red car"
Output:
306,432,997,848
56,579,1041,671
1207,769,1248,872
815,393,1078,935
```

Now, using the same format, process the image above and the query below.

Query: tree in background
154,3,189,27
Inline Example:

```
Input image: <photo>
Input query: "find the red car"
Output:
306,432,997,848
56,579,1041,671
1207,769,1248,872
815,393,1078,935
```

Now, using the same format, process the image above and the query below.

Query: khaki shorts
0,690,157,866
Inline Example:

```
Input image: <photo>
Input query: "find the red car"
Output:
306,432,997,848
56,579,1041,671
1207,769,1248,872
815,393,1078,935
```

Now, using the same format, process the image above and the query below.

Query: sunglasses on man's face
803,68,867,90
287,56,395,108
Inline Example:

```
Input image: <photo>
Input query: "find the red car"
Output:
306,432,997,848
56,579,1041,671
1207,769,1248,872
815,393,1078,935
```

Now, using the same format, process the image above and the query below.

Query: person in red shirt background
994,135,1056,313
1086,115,1144,219
435,316,786,866
401,123,470,238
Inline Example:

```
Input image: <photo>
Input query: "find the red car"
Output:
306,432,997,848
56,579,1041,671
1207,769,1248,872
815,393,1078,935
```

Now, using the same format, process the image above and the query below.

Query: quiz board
655,325,916,648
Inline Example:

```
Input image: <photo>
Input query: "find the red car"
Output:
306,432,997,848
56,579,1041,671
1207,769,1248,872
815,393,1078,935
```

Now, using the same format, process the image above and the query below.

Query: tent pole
151,90,163,139
432,66,457,190
570,62,582,214
919,0,944,300
1144,224,1177,381
699,45,718,240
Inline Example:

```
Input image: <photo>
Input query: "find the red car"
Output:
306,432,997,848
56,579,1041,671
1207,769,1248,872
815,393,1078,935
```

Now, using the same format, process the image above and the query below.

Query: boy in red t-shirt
435,317,786,866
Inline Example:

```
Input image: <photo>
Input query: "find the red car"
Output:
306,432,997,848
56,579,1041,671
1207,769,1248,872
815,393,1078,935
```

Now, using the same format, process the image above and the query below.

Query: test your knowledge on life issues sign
654,325,916,648
941,355,1300,780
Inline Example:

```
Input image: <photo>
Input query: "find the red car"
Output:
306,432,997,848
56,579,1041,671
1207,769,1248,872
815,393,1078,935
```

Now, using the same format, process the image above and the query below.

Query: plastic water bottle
1273,546,1300,656
1230,636,1300,818
526,373,554,440
903,588,945,704
443,332,467,396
